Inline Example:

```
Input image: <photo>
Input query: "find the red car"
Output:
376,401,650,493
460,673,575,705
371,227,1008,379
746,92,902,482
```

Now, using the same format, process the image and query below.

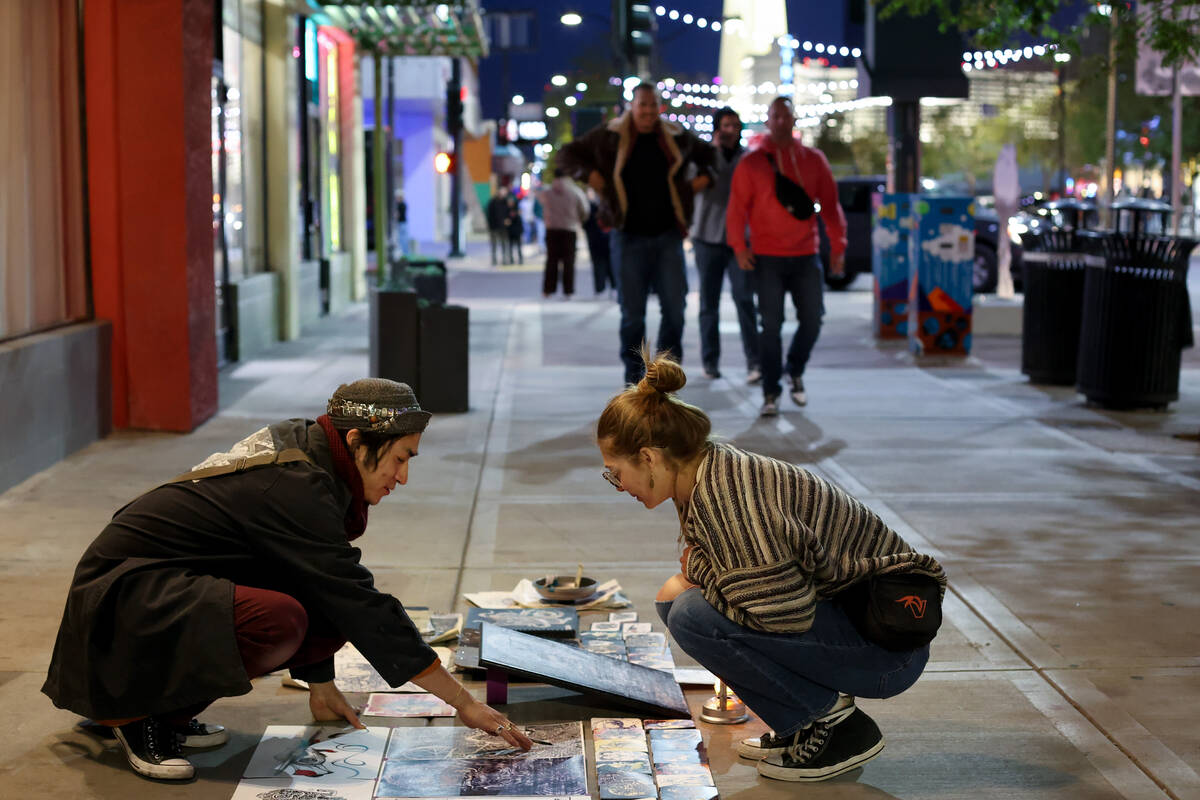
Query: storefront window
0,0,87,340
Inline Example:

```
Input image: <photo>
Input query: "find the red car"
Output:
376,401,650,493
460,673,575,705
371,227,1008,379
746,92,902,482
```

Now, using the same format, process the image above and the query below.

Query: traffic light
622,1,653,59
434,151,455,174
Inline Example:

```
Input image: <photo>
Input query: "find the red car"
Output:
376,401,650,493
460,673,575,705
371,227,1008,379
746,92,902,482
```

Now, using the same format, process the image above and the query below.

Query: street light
560,12,582,25
551,74,568,86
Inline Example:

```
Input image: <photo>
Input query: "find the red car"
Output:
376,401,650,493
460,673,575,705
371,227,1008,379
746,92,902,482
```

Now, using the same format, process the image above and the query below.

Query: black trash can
1075,233,1196,409
1020,226,1101,385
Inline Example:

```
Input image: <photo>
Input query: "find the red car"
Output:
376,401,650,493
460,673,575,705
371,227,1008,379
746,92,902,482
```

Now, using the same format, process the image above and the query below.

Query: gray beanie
326,378,431,436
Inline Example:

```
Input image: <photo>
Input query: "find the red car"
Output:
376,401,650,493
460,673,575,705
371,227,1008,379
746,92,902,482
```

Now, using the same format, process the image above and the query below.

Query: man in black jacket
43,379,531,780
558,83,716,385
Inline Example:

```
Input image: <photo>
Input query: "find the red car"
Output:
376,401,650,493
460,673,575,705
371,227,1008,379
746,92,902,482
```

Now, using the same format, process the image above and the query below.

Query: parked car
820,177,1027,293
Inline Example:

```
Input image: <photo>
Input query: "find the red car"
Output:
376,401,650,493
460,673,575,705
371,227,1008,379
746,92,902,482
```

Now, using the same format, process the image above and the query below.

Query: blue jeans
693,240,759,371
612,229,687,383
755,254,824,398
657,588,928,738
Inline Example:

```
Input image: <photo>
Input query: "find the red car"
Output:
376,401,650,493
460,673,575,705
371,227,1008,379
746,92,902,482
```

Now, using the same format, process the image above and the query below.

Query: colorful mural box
909,197,975,355
872,193,918,339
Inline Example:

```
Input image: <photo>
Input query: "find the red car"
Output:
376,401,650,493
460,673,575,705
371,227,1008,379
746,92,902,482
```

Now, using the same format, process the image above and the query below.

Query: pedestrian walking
487,188,512,265
689,107,760,383
596,351,945,783
726,97,847,416
42,379,532,781
506,193,524,265
583,188,616,297
538,168,589,298
559,82,717,385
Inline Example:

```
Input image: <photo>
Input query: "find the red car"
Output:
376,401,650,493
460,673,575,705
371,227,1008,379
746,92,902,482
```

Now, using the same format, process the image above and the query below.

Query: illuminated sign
516,120,548,141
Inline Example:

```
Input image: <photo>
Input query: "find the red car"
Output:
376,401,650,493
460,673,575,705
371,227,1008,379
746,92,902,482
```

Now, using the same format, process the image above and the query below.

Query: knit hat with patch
326,378,431,436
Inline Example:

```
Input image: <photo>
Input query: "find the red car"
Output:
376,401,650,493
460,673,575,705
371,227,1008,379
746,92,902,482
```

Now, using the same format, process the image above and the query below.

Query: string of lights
961,43,1058,71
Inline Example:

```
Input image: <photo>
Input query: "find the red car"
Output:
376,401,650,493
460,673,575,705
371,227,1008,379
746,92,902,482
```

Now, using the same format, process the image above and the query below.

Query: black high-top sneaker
113,717,195,780
738,695,855,760
172,718,229,748
757,705,884,782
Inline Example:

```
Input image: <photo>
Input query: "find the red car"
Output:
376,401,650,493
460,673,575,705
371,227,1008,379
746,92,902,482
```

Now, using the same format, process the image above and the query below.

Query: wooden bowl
533,575,598,601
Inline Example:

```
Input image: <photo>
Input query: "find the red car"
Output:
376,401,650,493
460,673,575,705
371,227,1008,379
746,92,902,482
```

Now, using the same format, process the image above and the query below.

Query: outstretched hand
456,696,534,751
308,680,364,729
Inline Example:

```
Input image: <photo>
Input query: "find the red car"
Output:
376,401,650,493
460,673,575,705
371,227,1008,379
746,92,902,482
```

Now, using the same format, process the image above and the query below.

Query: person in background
688,107,760,383
583,187,616,298
506,193,525,265
538,167,589,299
726,96,846,416
393,190,409,259
559,83,717,385
487,186,512,265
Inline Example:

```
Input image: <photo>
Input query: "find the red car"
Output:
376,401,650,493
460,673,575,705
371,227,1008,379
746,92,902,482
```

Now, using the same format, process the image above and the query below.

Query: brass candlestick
699,679,749,724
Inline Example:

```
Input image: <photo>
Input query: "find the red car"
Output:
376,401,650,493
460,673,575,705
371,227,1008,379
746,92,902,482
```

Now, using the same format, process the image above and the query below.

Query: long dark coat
41,419,436,721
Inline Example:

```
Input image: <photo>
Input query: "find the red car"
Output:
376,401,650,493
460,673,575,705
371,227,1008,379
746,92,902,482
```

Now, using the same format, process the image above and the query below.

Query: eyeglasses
601,468,622,490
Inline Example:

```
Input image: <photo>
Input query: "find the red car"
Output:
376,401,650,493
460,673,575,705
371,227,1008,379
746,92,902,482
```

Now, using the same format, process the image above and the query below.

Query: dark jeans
693,240,759,371
658,589,928,737
490,230,511,265
508,231,524,264
756,253,824,398
612,229,687,383
589,240,614,293
543,229,577,295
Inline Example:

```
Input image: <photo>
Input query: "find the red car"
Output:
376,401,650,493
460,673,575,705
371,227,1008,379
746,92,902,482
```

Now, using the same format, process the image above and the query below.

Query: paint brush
574,562,584,589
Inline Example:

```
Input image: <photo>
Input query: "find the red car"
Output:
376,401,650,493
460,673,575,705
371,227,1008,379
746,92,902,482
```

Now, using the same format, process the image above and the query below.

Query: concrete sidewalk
1,256,1197,799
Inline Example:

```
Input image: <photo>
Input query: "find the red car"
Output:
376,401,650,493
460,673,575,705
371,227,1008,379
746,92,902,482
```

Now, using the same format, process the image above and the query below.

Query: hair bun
640,352,687,395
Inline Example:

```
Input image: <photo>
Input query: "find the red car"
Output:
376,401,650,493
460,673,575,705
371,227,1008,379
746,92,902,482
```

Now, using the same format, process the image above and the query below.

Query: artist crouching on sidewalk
43,379,531,781
595,351,946,782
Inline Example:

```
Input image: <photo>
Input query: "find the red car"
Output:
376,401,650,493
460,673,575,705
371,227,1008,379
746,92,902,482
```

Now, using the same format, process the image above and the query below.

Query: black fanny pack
837,572,943,651
766,152,815,221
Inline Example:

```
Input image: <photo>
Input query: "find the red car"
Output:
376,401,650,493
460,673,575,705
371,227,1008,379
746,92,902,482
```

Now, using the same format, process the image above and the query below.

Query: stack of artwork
580,614,676,673
464,608,579,639
233,723,591,800
591,718,719,800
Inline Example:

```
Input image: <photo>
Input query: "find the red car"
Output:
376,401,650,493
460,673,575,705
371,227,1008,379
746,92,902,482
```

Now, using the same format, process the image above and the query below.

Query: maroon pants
543,229,577,295
102,585,346,726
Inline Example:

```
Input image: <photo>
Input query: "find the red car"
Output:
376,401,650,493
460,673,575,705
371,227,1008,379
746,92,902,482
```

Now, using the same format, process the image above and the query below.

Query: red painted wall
84,0,217,431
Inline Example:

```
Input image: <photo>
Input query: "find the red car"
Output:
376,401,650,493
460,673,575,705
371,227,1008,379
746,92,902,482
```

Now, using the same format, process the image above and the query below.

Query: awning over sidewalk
314,1,488,58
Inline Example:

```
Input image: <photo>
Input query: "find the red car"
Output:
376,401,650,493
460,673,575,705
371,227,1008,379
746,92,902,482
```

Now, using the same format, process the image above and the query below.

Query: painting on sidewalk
233,725,387,800
377,722,587,798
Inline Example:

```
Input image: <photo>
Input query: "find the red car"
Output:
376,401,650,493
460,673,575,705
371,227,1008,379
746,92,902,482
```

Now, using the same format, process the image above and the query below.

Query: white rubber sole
737,739,789,760
757,740,884,782
113,727,195,781
181,727,229,748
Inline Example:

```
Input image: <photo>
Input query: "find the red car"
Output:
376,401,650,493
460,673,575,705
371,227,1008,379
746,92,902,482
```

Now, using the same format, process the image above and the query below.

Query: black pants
543,229,577,295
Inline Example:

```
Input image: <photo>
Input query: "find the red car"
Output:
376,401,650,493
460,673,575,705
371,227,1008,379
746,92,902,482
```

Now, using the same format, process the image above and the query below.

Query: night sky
476,0,863,120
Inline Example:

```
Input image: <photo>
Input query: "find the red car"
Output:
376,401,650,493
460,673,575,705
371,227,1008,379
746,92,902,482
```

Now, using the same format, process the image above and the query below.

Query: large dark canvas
478,622,690,719
464,608,579,638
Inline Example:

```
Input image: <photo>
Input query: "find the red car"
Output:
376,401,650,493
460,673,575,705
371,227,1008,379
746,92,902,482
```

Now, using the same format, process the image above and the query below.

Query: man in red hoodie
726,97,847,416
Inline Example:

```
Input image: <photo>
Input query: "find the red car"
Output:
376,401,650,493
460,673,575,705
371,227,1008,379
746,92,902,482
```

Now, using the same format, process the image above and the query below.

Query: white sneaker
746,367,762,385
789,375,807,406
760,396,779,417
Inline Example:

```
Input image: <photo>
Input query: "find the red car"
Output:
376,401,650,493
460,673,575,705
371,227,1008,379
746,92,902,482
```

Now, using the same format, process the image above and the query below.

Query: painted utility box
909,197,975,355
872,193,918,339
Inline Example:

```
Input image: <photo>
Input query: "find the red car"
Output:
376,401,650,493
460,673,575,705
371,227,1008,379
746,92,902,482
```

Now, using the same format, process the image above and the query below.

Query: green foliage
876,0,1200,66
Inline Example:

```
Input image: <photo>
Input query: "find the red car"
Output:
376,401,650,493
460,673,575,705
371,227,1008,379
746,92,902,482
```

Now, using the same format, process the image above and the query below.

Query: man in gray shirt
690,108,759,382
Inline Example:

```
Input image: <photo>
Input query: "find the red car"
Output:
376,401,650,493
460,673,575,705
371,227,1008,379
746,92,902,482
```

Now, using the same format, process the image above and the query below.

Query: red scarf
317,414,368,541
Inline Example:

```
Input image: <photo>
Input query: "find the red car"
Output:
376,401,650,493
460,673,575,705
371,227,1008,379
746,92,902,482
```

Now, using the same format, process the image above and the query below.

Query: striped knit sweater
682,443,946,634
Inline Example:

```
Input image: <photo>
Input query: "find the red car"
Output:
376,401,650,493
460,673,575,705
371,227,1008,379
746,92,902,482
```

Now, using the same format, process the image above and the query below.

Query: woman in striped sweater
596,352,946,783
